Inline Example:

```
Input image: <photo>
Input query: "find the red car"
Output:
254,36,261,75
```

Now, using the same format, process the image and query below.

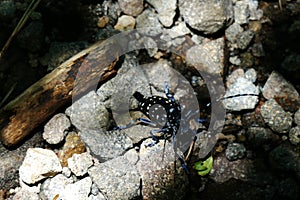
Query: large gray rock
179,0,234,34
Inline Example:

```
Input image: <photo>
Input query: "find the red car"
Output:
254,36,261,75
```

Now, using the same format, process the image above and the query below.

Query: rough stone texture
19,148,62,184
234,0,250,24
65,91,110,132
222,76,259,111
186,38,225,75
260,99,293,134
40,175,92,200
262,71,300,112
225,22,244,44
118,0,144,16
295,108,300,125
67,152,93,176
225,142,247,161
289,126,300,145
146,0,176,27
236,30,254,49
88,155,140,200
179,0,234,34
163,22,190,39
43,113,71,144
114,15,135,31
244,68,257,83
12,188,39,200
136,9,163,36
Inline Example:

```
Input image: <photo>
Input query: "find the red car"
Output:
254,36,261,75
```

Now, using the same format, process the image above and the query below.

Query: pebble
65,91,110,131
114,15,135,31
236,30,254,50
295,108,300,125
88,155,140,200
12,188,39,200
251,42,265,57
247,126,279,148
225,142,247,161
67,152,93,177
118,0,144,16
234,0,250,25
289,126,300,145
245,68,257,83
226,22,244,45
147,0,177,27
19,148,62,184
43,113,71,144
260,99,293,134
136,9,163,36
97,16,109,28
62,177,92,200
262,71,300,111
164,22,190,39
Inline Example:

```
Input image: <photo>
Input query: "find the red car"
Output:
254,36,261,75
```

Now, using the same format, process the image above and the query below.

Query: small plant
193,155,213,176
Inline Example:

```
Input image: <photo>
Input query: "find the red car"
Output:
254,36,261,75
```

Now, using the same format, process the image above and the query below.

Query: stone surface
225,142,247,161
12,188,39,200
236,30,254,50
295,108,300,125
136,9,163,36
260,99,293,134
67,152,93,176
179,0,234,34
19,148,62,184
289,126,300,145
164,22,190,39
43,113,71,144
262,71,300,112
118,0,144,16
234,0,250,24
147,0,177,27
226,22,244,44
114,15,135,31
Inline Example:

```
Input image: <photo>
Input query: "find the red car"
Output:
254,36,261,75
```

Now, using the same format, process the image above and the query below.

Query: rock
19,148,62,184
118,0,144,16
295,108,300,125
248,0,263,20
236,30,254,50
114,15,135,31
225,22,244,44
0,0,16,22
186,38,225,75
97,16,109,28
65,91,110,131
17,21,44,53
136,9,163,36
67,152,93,176
234,0,250,25
244,68,257,83
222,76,259,111
43,113,71,144
251,42,265,57
247,126,279,149
179,0,234,34
59,132,86,167
262,71,300,112
289,126,300,145
137,139,188,200
164,22,190,39
146,0,176,27
79,129,133,162
260,99,293,134
225,142,247,161
229,55,241,65
88,154,140,200
12,188,39,200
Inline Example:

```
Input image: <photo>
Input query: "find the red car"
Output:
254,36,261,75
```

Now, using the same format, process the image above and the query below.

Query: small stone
114,15,135,31
62,177,92,200
179,0,234,34
295,109,300,125
229,55,241,65
62,167,72,178
19,148,62,184
67,152,93,177
225,142,247,161
289,126,300,145
43,113,71,144
136,9,163,36
247,126,279,148
251,42,265,57
59,132,86,167
118,0,144,16
225,22,244,44
237,30,254,50
97,16,109,28
12,188,39,200
147,0,177,27
248,20,262,33
260,99,293,134
245,68,257,83
234,0,250,25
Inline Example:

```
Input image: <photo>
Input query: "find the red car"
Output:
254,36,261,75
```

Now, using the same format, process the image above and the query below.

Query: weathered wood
0,40,121,147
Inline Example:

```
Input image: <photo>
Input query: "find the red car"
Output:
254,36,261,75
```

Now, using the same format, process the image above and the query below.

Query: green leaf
194,155,213,176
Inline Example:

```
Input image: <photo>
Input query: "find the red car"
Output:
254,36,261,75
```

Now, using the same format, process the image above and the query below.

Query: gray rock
164,22,190,39
245,68,257,83
179,0,234,34
262,71,300,111
0,0,16,21
186,38,225,75
118,0,144,16
88,155,140,200
251,42,265,57
40,174,73,200
114,15,136,31
136,9,163,36
229,55,241,65
12,188,39,200
295,108,300,125
225,142,247,161
19,148,62,184
67,152,94,176
236,30,254,50
248,0,263,20
222,76,259,111
62,167,72,178
66,91,110,131
247,126,279,149
62,177,92,200
43,113,71,144
289,126,300,145
225,22,244,44
80,129,133,162
146,0,176,27
234,0,250,24
260,99,293,134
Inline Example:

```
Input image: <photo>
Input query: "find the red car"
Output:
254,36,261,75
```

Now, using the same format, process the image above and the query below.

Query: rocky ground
0,0,300,200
